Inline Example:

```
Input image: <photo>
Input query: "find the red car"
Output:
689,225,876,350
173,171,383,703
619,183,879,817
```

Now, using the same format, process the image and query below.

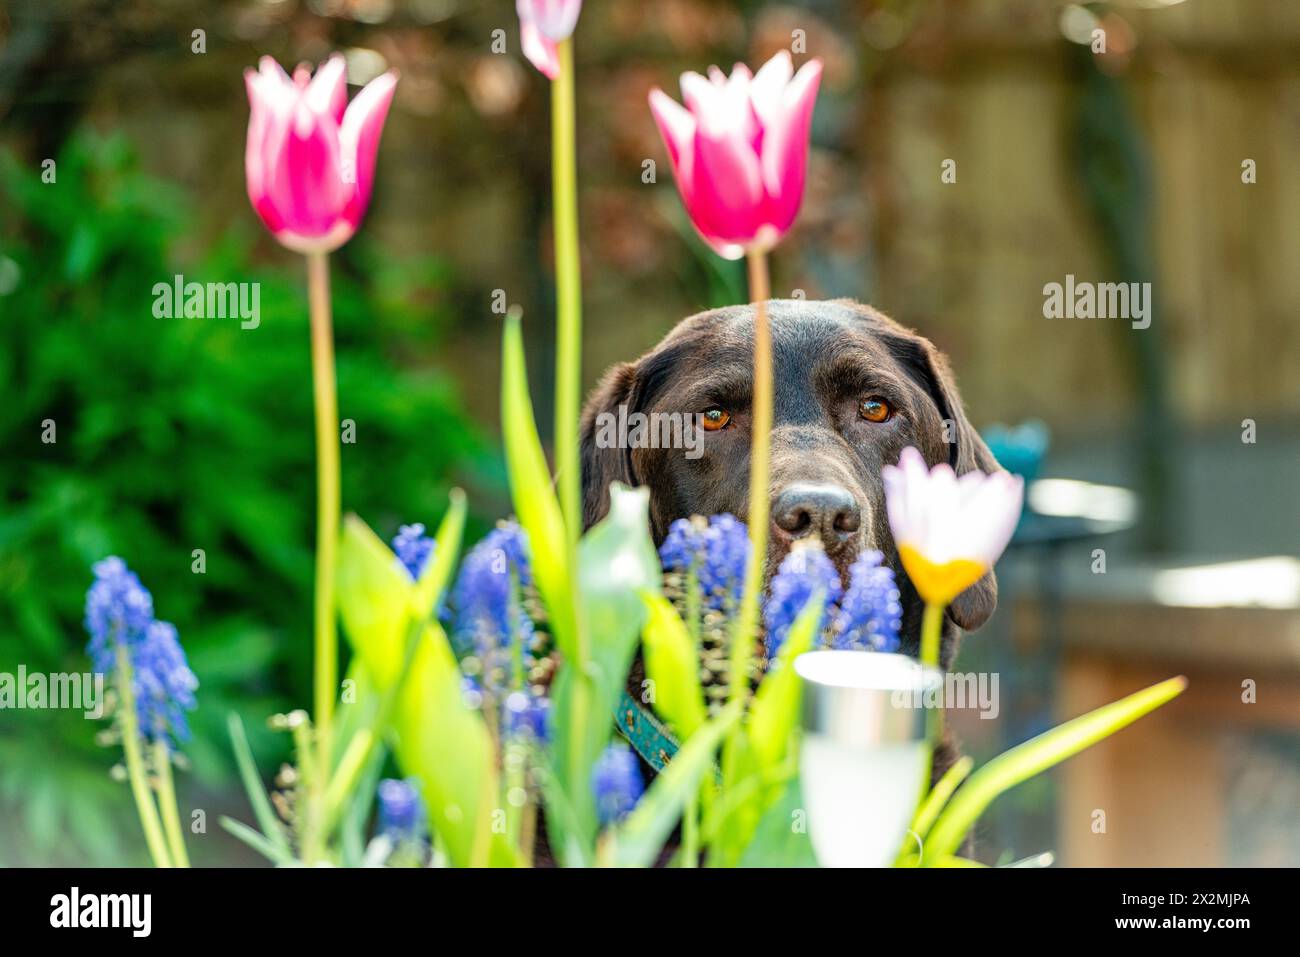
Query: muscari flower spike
502,689,551,743
377,777,426,841
762,542,843,661
85,557,154,664
132,620,200,744
659,513,750,612
392,522,435,581
449,521,536,692
831,550,902,653
84,557,198,749
592,742,643,827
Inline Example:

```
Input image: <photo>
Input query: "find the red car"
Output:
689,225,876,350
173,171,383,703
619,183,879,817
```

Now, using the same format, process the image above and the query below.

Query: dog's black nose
771,483,862,547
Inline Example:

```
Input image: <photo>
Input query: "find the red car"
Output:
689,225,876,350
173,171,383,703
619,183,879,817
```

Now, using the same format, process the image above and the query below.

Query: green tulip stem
307,250,340,776
921,601,944,670
728,249,773,701
552,37,584,550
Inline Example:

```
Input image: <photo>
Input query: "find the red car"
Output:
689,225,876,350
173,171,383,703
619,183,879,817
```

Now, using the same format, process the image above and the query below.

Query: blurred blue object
982,419,1051,485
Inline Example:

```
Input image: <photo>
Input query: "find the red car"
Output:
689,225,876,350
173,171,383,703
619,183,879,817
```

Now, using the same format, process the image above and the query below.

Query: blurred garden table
989,479,1139,858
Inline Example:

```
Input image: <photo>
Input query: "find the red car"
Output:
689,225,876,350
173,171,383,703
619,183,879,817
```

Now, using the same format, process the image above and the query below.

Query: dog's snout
771,483,862,548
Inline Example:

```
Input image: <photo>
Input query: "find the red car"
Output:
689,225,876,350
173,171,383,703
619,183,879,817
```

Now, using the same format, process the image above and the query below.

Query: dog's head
580,298,1002,639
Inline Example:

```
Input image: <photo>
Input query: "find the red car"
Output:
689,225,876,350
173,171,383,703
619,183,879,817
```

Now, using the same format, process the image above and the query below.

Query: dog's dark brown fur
580,299,1003,781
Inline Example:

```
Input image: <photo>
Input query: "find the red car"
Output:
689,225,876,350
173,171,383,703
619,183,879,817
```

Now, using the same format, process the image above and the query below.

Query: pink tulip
244,55,398,254
649,51,822,260
518,0,583,80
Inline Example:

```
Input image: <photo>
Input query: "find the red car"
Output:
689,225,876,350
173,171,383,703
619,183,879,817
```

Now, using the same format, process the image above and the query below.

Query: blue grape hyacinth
85,557,154,660
762,543,843,660
132,621,200,744
502,689,551,743
377,777,426,841
449,521,536,691
832,550,903,653
392,523,435,580
659,513,750,612
592,742,643,827
84,557,198,749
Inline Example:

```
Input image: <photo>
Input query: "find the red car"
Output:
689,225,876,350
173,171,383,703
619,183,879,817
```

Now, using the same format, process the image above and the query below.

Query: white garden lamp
795,650,943,867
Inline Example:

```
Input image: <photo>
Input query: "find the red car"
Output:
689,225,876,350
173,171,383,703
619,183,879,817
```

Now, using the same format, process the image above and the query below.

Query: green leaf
737,777,818,868
391,621,520,866
923,676,1187,862
640,591,707,741
340,741,388,868
219,816,297,866
612,699,743,868
330,660,382,769
226,712,290,856
336,512,519,867
548,483,662,859
712,590,825,866
336,514,411,691
912,756,973,842
500,310,576,655
413,486,467,620
748,592,824,776
705,727,762,866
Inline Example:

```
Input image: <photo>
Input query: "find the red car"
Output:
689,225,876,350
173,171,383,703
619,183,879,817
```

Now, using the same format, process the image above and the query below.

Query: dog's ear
895,331,1002,633
580,362,638,529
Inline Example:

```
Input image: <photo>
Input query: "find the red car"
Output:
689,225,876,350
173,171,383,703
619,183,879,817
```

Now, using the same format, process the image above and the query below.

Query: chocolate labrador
581,297,1001,675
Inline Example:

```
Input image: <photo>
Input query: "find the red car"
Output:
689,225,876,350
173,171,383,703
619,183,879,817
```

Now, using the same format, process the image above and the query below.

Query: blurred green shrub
0,131,496,864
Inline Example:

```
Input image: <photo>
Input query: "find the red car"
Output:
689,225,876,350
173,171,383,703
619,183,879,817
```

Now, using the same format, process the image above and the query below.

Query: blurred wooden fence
861,0,1300,433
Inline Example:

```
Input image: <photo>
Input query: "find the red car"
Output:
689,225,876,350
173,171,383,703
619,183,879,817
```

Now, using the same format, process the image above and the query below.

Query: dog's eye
701,407,731,431
859,396,893,423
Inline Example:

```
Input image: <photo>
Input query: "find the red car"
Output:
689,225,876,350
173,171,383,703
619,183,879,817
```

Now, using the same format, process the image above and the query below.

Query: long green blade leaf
913,756,973,840
336,512,518,867
226,712,290,855
640,591,707,741
219,816,297,866
549,483,661,858
500,309,576,655
923,676,1187,862
414,486,467,619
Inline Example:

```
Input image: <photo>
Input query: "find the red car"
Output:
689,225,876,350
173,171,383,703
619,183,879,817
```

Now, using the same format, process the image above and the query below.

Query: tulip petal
263,97,349,240
517,0,583,41
648,88,695,181
520,21,560,79
688,127,765,249
749,50,793,131
680,72,720,129
883,446,1024,591
306,54,348,124
653,54,819,258
339,69,398,229
245,68,297,232
259,56,294,91
681,67,755,145
759,57,821,234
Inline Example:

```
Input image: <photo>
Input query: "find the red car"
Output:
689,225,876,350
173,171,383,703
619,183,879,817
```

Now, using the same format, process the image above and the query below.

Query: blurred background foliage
0,131,496,863
2,0,1299,865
